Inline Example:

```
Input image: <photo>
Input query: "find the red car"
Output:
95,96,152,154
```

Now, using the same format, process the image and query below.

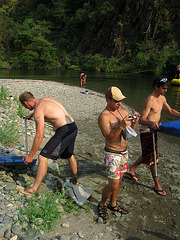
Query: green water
0,69,179,123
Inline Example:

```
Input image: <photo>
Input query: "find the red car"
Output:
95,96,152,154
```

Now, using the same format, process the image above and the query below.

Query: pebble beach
0,79,179,240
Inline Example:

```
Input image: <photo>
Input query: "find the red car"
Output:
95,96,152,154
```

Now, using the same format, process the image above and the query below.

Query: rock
4,228,11,239
97,217,103,224
61,223,70,228
77,231,84,238
59,235,71,240
10,236,18,240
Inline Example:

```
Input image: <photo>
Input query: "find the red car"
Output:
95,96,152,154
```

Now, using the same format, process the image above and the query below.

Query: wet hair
152,75,170,88
19,92,35,104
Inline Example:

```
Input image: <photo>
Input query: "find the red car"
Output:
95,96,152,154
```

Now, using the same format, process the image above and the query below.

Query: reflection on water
0,69,179,123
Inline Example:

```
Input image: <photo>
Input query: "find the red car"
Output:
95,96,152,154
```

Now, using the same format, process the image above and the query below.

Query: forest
0,0,180,75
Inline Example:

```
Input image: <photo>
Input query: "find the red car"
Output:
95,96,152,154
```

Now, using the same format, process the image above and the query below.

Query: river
0,69,179,122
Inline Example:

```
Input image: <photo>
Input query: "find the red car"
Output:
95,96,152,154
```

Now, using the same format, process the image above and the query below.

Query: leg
67,155,78,184
98,177,120,220
100,177,121,206
28,155,48,193
150,165,166,196
19,155,48,195
127,155,143,181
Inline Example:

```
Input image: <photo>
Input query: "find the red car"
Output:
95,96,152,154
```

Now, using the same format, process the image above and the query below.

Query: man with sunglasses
127,76,180,196
97,86,139,220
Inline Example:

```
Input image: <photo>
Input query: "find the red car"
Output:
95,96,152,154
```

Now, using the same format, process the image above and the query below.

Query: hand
121,116,132,128
151,122,160,130
24,154,33,165
129,109,140,124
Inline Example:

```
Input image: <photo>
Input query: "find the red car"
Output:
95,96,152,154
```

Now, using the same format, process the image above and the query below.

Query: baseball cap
105,87,126,101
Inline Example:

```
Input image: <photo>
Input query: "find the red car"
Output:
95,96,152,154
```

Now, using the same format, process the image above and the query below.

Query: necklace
106,108,124,123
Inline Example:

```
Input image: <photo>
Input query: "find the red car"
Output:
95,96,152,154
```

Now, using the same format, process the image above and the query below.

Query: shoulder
98,109,110,121
144,94,155,105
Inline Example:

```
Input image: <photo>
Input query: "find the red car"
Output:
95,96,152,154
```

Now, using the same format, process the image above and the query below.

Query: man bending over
19,92,78,195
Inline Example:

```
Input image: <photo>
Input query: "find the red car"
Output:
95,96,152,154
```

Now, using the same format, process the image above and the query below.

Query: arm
139,98,159,130
130,110,140,130
24,110,44,164
163,101,180,117
25,112,34,120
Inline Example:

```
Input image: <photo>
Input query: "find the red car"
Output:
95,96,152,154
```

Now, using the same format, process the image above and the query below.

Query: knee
38,155,48,164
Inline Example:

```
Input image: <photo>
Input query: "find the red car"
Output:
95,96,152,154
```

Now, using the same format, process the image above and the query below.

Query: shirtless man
127,76,180,196
175,62,180,79
98,87,139,220
18,92,78,195
80,73,87,87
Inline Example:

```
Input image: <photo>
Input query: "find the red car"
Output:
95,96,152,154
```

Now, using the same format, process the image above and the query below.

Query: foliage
0,85,9,100
0,86,24,145
16,98,28,118
19,191,78,233
0,116,21,145
0,0,179,74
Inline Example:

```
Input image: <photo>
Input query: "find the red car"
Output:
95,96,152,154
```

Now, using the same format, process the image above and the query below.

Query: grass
0,116,21,145
0,85,28,146
18,191,78,233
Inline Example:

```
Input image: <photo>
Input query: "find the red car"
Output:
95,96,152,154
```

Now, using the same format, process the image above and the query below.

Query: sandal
98,203,108,220
107,203,128,214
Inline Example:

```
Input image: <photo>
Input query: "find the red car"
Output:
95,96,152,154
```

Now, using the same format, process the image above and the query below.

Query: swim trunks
140,129,159,166
40,122,78,160
104,147,128,179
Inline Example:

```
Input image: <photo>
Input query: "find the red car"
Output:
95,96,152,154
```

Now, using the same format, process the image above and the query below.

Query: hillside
0,0,180,73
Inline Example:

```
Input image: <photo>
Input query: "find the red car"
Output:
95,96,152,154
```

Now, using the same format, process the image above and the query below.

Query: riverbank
0,79,179,240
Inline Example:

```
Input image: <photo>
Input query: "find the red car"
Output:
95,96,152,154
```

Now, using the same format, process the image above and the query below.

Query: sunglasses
112,99,122,103
160,78,168,82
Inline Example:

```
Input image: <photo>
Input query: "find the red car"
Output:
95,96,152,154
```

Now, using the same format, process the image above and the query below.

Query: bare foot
17,186,37,196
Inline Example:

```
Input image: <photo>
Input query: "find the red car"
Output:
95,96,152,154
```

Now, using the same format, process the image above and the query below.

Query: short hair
152,75,170,88
19,92,35,104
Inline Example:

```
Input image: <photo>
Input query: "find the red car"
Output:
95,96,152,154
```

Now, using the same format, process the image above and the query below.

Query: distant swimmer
80,73,87,87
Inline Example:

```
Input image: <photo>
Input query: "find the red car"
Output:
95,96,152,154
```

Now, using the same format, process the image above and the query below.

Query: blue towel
159,120,180,137
149,120,180,137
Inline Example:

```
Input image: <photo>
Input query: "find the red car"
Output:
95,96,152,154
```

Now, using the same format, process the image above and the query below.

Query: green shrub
0,117,21,145
19,191,78,233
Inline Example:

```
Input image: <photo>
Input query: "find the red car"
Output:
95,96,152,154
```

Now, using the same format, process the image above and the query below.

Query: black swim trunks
40,122,78,159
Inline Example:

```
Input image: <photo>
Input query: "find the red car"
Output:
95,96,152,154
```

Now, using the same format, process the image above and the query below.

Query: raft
170,79,180,86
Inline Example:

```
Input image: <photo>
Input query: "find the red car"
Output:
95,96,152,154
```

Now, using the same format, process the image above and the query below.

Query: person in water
127,76,180,196
18,92,78,196
98,86,139,220
80,73,87,87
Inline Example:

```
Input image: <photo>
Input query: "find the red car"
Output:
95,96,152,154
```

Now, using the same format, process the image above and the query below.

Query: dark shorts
40,122,78,160
140,130,159,166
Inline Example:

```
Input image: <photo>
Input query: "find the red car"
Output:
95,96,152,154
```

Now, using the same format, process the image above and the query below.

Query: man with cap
98,86,139,220
127,76,180,196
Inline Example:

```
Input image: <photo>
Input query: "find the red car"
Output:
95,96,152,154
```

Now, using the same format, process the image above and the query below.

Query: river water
0,69,179,122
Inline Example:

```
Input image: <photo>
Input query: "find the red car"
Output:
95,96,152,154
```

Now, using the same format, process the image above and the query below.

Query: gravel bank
0,79,179,240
